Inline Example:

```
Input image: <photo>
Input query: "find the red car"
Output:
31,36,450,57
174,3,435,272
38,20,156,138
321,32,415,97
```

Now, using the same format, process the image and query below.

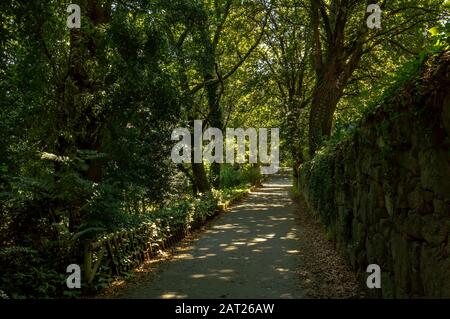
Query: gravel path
114,174,363,299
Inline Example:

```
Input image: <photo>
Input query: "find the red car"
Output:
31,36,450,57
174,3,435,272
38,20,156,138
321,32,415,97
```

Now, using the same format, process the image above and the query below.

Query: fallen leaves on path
293,195,365,299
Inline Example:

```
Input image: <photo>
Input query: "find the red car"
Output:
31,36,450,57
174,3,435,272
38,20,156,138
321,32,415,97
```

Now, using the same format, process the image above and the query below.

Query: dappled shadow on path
120,175,305,299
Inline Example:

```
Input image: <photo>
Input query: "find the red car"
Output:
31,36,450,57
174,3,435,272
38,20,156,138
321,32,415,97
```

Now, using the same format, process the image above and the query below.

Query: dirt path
115,174,362,299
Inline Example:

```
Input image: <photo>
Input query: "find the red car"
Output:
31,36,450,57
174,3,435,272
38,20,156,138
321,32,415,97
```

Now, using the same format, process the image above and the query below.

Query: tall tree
260,0,314,183
308,0,445,155
163,0,268,191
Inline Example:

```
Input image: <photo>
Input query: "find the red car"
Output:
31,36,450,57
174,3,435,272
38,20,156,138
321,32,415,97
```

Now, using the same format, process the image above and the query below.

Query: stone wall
299,52,450,298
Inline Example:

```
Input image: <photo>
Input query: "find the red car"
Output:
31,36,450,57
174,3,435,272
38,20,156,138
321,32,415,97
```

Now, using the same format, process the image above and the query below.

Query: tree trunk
201,19,223,189
192,163,211,193
291,146,303,191
308,73,342,156
190,120,211,193
206,76,222,189
66,0,111,231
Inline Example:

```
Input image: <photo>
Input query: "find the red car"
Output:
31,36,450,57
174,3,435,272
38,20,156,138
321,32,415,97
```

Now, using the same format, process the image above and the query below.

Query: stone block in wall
392,113,415,150
443,93,450,135
397,177,416,208
391,232,412,297
337,206,353,243
421,215,449,246
371,208,389,230
419,149,450,198
352,219,366,251
365,233,387,266
379,218,392,240
401,213,423,240
432,198,449,217
357,251,368,272
408,241,424,297
420,243,450,298
381,272,396,299
398,150,420,175
384,192,395,217
407,186,433,214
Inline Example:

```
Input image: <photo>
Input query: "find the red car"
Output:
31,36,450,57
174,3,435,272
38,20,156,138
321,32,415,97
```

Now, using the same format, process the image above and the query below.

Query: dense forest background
1,0,449,298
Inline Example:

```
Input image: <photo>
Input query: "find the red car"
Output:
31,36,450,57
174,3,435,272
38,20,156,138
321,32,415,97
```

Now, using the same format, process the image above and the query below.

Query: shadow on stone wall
299,51,450,298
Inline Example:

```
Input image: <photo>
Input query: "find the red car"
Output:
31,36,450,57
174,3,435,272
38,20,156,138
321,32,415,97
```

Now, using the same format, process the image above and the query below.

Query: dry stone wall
299,52,450,298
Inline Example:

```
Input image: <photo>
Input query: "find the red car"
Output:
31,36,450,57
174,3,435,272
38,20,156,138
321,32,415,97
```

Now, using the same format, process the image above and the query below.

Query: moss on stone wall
299,51,450,298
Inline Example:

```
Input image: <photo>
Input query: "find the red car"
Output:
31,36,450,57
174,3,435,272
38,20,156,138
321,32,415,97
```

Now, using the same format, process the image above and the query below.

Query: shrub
220,164,261,188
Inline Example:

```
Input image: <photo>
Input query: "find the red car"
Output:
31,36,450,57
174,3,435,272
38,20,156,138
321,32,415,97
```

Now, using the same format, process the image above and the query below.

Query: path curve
120,174,305,299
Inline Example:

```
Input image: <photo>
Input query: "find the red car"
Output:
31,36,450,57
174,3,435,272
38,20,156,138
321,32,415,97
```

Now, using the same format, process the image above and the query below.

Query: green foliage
241,165,262,186
152,192,218,228
0,243,78,299
428,18,450,51
220,164,261,189
1,0,448,300
85,188,237,291
0,0,181,299
299,149,336,225
213,184,251,205
334,43,448,146
220,165,243,188
301,43,449,247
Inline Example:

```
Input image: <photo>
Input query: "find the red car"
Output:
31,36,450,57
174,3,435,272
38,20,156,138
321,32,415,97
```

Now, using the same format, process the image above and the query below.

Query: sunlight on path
119,174,305,299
